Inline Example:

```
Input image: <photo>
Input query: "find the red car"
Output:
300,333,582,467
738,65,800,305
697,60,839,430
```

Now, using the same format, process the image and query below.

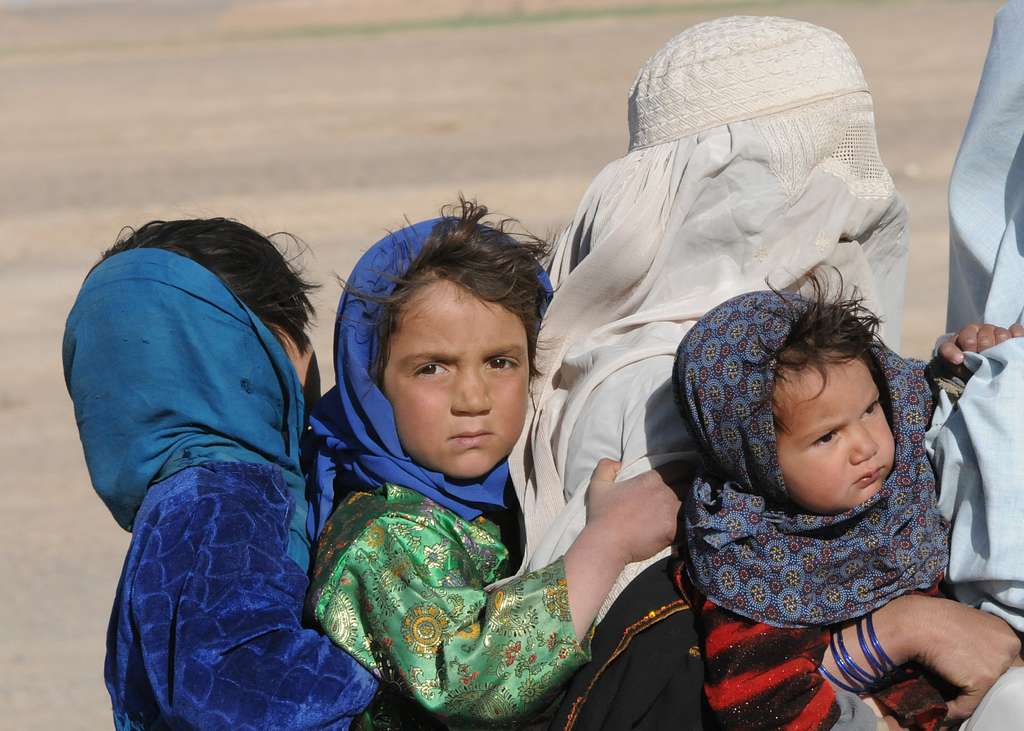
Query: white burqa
512,16,911,612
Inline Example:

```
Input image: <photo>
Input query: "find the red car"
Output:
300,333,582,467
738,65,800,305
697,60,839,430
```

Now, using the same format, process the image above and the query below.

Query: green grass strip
263,0,902,41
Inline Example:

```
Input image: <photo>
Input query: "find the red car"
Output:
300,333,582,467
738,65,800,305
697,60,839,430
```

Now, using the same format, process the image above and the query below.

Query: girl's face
381,279,529,480
773,357,895,515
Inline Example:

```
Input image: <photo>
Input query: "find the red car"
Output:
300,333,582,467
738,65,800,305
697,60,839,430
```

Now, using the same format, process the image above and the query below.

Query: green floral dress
307,484,591,730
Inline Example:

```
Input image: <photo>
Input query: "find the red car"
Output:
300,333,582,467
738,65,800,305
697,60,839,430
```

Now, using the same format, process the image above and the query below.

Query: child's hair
100,218,319,353
366,197,551,381
769,274,885,431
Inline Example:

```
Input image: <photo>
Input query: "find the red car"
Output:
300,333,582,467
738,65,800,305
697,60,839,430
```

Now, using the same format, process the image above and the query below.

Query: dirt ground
0,0,1002,727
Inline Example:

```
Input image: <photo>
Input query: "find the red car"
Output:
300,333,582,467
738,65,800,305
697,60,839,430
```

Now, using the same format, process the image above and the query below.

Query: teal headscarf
63,248,311,568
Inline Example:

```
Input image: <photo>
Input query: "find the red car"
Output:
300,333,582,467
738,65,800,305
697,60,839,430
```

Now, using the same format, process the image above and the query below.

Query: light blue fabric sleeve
948,0,1024,330
926,339,1024,631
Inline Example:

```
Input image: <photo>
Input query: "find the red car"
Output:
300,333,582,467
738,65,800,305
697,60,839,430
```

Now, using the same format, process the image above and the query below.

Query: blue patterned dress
107,462,378,730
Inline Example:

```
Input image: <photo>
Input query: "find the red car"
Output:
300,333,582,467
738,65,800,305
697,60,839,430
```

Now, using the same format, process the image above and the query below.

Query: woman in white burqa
514,16,1020,730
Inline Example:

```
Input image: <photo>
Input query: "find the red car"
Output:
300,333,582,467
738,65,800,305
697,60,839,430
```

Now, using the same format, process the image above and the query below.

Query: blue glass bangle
818,661,863,695
856,617,887,676
834,627,878,687
829,633,868,692
866,612,896,670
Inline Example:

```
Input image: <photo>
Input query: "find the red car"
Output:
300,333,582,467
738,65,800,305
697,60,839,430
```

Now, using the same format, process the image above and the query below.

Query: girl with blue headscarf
63,220,376,730
304,201,683,729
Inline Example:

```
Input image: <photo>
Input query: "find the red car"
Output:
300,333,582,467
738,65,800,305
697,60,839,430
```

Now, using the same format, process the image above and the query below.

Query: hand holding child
585,459,686,565
563,459,687,640
872,594,1020,720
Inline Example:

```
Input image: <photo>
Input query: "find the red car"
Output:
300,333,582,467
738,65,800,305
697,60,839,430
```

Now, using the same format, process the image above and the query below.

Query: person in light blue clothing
929,0,1024,726
946,0,1024,333
63,219,376,730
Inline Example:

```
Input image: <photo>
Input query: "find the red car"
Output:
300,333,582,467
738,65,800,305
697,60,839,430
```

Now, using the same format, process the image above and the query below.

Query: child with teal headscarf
305,201,683,729
64,219,376,730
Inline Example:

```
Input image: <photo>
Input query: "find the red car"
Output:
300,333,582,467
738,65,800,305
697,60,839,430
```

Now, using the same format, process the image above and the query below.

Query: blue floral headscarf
305,218,553,542
63,248,312,568
674,291,948,628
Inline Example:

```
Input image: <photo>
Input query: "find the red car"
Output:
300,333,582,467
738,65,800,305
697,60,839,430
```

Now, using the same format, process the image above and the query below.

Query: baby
675,286,951,730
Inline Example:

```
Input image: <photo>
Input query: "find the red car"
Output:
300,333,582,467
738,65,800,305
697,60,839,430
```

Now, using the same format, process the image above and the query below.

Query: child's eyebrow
397,351,457,365
795,416,842,442
396,344,526,366
486,343,526,356
860,387,881,411
791,388,883,442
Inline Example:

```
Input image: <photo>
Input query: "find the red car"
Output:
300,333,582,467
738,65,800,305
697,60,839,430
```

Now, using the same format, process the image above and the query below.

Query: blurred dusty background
0,0,1001,727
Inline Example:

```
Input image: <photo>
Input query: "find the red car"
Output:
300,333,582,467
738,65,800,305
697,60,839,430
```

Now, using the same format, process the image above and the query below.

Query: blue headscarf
306,218,553,541
674,291,948,628
63,248,312,568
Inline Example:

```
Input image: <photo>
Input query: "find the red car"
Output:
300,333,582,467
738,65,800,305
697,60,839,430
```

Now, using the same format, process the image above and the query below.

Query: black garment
548,558,707,730
484,480,525,570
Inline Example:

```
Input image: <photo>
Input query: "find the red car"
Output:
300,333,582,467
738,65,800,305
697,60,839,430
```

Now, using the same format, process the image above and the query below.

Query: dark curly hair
363,197,551,382
770,272,887,430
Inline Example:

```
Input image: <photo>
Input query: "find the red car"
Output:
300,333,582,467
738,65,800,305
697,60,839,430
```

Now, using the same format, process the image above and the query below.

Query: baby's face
381,279,529,480
773,357,894,515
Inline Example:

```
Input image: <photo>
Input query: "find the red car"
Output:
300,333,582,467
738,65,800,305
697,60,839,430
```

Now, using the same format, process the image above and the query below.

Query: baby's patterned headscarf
674,291,947,628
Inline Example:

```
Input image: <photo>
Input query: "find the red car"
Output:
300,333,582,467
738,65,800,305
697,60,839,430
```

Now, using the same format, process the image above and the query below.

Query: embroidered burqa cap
513,15,908,614
630,16,868,149
675,291,948,628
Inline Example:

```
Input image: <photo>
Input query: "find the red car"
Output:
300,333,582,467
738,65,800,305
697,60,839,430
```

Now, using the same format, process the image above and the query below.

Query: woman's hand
585,458,686,564
872,594,1020,719
563,459,688,640
938,322,1024,365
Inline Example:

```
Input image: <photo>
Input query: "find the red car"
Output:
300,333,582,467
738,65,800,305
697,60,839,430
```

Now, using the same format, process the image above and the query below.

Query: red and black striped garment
698,597,947,731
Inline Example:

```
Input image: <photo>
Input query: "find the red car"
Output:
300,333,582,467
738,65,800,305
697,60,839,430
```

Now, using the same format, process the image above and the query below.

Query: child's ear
301,351,322,411
273,328,321,409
